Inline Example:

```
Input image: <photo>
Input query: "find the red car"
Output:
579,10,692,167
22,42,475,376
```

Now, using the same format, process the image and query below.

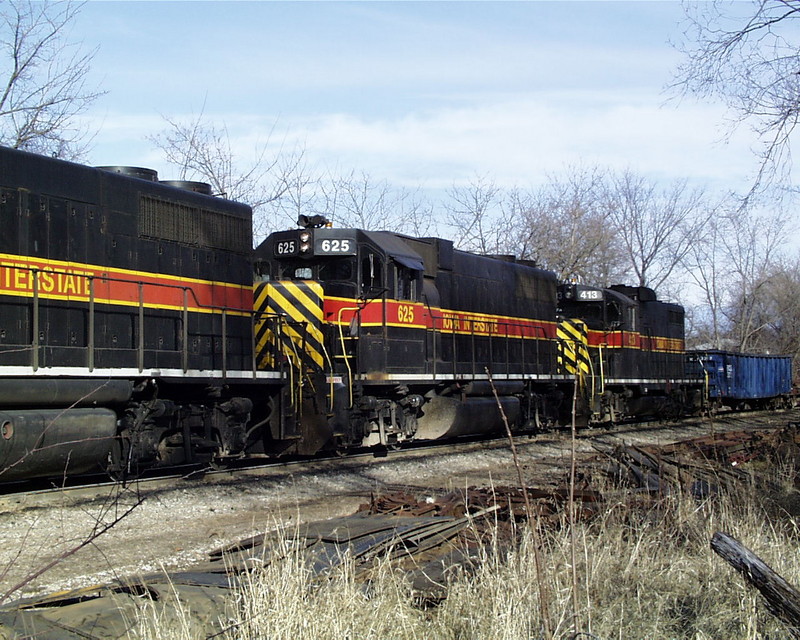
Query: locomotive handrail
16,264,260,375
597,344,605,395
470,318,476,377
425,311,551,380
277,315,299,408
587,347,599,416
16,264,256,314
317,332,335,412
88,276,95,371
31,270,39,371
265,310,335,417
221,309,227,378
138,282,145,372
250,312,257,376
337,305,361,408
182,288,189,373
531,324,547,376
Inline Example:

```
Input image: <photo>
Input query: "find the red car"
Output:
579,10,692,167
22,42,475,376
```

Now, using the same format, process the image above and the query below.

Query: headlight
300,242,310,253
299,232,311,242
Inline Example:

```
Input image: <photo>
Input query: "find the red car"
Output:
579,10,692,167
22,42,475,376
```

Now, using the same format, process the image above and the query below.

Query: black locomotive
0,147,789,483
0,147,285,480
255,224,703,451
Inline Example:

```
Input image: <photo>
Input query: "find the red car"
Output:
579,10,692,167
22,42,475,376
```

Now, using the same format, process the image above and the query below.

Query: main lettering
0,262,93,298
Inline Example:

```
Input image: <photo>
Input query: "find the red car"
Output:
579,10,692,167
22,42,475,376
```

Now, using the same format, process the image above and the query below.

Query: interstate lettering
0,262,94,298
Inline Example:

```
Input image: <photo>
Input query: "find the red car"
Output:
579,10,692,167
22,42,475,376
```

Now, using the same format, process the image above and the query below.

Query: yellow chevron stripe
268,286,315,326
253,281,325,370
279,281,323,322
557,319,590,376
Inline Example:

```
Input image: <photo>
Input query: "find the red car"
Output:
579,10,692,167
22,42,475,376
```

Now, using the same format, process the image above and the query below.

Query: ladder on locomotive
331,304,363,410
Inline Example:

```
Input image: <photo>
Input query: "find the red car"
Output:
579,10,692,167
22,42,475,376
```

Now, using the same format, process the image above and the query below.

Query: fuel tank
413,395,520,440
0,408,117,481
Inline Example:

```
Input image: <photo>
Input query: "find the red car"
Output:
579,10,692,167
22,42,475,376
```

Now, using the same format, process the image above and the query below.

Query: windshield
276,257,355,282
319,258,354,282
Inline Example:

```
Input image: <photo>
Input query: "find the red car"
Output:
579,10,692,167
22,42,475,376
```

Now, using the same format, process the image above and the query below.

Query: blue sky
74,1,761,194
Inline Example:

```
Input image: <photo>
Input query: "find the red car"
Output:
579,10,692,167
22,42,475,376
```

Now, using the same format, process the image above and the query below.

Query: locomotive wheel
209,454,230,471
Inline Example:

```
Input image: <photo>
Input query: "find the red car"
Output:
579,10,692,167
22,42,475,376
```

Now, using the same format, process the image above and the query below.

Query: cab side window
361,252,383,293
394,263,418,301
605,300,622,329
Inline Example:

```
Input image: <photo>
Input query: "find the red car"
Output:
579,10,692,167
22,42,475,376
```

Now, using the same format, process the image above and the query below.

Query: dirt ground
0,410,792,601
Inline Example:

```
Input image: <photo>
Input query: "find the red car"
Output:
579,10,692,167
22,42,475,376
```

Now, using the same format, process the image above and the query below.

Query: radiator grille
139,195,250,253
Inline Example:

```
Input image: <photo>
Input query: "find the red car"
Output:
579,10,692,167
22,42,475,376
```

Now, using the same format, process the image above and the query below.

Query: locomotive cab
557,283,637,332
255,228,423,302
254,223,432,450
556,282,694,422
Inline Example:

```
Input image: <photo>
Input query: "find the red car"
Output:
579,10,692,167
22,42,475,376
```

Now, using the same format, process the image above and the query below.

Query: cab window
319,258,354,282
361,252,384,293
394,263,418,301
281,265,313,280
254,261,271,282
605,300,623,328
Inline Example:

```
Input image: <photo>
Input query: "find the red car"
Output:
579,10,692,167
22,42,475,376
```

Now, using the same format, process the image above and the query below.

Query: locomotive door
356,251,388,374
386,260,425,375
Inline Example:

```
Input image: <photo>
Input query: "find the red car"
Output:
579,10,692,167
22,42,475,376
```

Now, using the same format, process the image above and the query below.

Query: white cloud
278,94,758,192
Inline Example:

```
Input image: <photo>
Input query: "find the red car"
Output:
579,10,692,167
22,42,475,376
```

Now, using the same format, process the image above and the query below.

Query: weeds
129,465,800,640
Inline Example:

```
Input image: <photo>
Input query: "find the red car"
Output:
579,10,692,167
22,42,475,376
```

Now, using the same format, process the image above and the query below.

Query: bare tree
150,110,305,244
0,0,102,159
682,196,794,352
749,256,800,362
512,168,627,285
263,155,319,232
310,168,435,236
719,205,791,351
674,0,800,193
443,174,508,254
603,171,708,292
683,207,729,348
315,169,391,230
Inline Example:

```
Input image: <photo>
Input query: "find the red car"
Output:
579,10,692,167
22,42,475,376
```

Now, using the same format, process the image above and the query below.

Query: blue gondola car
691,350,793,410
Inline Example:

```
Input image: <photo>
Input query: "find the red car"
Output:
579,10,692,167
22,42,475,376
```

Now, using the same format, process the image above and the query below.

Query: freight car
690,350,793,411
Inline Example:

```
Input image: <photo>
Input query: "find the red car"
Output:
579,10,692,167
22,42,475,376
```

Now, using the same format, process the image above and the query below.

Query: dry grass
130,473,800,640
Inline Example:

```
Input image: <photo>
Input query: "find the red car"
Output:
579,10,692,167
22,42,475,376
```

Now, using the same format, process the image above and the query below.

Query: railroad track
1,407,791,505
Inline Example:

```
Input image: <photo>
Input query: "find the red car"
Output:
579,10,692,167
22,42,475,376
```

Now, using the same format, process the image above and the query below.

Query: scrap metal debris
595,424,800,497
0,485,603,639
359,485,604,527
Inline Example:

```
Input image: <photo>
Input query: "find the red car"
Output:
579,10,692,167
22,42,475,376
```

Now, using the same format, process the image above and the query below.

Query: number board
274,239,299,256
314,233,357,256
577,288,603,301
